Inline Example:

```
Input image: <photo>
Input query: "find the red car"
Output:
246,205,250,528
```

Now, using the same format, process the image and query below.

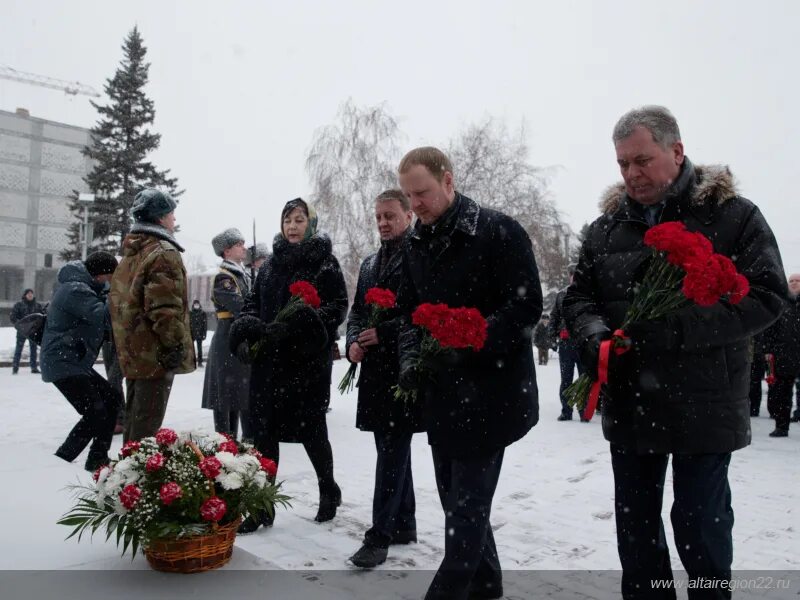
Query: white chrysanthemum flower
253,470,267,489
112,497,128,516
216,471,244,490
104,472,125,494
114,457,135,473
215,451,238,470
232,454,261,475
95,466,111,485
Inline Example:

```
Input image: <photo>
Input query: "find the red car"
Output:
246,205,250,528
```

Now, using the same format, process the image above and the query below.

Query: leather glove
397,359,421,391
235,341,254,365
580,333,608,381
158,346,184,370
626,317,681,351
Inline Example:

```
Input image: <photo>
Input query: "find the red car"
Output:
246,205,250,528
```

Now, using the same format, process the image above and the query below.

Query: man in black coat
396,147,542,600
190,299,208,367
346,189,422,569
762,273,800,437
564,106,786,599
548,276,587,421
11,288,44,374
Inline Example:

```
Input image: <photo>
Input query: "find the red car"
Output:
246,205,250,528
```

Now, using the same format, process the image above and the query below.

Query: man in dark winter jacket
346,189,422,569
749,333,766,416
10,289,43,374
549,275,587,421
533,314,551,365
762,273,800,437
396,147,542,600
564,106,786,599
190,300,208,367
42,252,119,471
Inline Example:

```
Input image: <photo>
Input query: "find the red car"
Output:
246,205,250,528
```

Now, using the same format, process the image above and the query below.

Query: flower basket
144,516,241,573
58,429,290,570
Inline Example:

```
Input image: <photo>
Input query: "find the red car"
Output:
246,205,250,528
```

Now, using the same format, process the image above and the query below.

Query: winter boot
349,543,388,568
557,414,572,421
391,529,418,545
84,453,110,472
31,367,40,374
769,428,789,438
238,511,274,534
315,482,342,522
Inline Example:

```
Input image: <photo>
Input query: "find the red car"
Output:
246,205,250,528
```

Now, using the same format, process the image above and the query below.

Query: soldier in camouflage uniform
202,228,253,440
109,189,195,442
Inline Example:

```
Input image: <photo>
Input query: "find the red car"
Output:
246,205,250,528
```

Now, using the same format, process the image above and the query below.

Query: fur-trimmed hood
599,159,738,216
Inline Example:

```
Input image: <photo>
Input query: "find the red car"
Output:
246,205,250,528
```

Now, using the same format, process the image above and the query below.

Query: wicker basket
144,516,242,573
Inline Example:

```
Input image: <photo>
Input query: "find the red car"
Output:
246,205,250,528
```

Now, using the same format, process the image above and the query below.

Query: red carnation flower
288,281,321,308
220,432,233,442
218,440,239,455
159,482,183,506
365,287,397,309
643,221,689,253
199,456,222,479
247,448,263,459
259,457,278,479
200,497,227,522
119,484,142,510
412,303,452,338
559,329,570,340
155,428,178,446
92,465,108,482
730,273,750,304
120,441,140,458
146,453,165,473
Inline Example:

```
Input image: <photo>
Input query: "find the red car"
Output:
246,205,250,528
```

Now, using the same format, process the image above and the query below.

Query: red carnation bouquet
252,280,321,356
393,303,489,402
338,287,397,394
566,221,750,419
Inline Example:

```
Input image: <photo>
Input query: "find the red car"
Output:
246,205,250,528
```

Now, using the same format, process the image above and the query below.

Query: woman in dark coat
230,198,348,532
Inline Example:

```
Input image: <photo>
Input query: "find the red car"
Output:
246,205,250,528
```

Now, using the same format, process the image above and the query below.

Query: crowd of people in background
8,105,798,600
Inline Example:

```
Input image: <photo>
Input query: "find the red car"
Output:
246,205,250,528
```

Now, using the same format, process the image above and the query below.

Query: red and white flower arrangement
565,221,750,418
59,429,289,556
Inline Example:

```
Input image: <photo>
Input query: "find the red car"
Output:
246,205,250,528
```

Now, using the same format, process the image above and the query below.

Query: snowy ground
0,352,797,598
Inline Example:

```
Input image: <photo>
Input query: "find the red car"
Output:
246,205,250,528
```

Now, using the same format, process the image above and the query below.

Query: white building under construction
0,107,92,323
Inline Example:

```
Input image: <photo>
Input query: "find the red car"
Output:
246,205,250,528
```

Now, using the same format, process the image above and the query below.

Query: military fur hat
246,242,270,265
212,228,245,257
130,188,177,223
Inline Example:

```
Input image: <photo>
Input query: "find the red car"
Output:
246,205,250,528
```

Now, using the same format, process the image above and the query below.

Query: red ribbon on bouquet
586,329,631,421
765,353,776,386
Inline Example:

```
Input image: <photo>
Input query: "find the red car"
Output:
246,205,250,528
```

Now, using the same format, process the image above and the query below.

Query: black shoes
769,428,789,438
315,482,342,522
31,368,40,374
557,414,572,421
791,413,800,423
391,529,417,545
349,543,388,569
84,453,110,472
238,511,274,534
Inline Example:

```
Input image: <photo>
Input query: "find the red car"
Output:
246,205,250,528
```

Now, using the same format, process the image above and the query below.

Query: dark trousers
364,431,416,548
13,334,37,370
536,346,549,365
425,447,504,600
767,373,798,431
213,408,254,441
195,339,204,366
559,344,584,417
101,341,125,424
749,353,765,416
258,425,336,493
54,369,118,462
123,374,174,442
611,445,734,600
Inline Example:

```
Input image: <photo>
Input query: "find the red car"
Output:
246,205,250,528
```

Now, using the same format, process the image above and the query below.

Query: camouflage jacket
109,224,196,379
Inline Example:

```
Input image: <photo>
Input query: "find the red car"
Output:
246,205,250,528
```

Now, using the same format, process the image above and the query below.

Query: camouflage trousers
123,373,175,442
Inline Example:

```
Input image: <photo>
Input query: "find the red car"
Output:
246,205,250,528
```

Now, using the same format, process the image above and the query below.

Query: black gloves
158,346,184,370
626,317,682,351
398,359,421,391
264,321,289,344
422,348,472,371
580,333,608,381
235,341,253,365
229,315,268,354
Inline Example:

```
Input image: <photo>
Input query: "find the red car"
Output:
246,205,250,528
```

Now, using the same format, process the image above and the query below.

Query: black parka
564,160,786,454
235,234,348,443
398,194,542,457
346,232,424,433
762,296,800,376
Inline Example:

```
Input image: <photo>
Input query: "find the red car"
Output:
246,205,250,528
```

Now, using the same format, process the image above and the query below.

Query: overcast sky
2,0,798,273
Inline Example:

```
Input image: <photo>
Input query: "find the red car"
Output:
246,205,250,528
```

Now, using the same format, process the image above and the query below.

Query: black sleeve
547,292,563,341
672,205,786,351
345,261,369,363
397,251,422,368
563,223,612,342
479,217,543,355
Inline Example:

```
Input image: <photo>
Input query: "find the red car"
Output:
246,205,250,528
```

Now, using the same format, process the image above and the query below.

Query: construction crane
0,64,100,98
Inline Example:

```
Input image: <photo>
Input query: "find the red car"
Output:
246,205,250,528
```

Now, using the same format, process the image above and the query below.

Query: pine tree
61,26,181,260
